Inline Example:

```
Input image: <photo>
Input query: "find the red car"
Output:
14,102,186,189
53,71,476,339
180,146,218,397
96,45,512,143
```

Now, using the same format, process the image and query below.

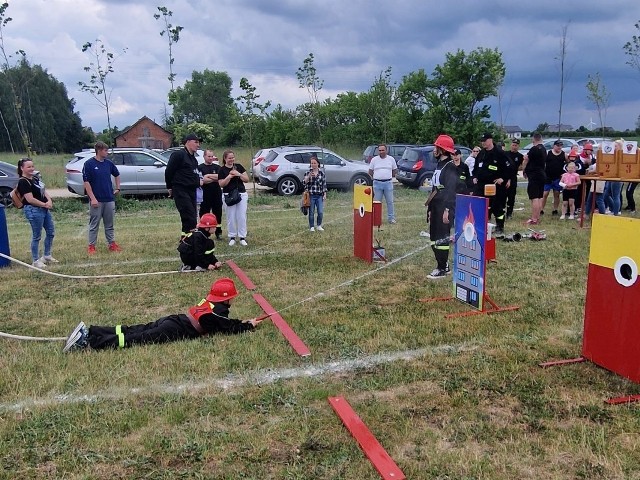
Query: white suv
258,146,372,196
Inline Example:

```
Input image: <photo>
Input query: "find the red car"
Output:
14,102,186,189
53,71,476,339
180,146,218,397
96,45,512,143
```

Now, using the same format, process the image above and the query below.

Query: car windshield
263,150,279,163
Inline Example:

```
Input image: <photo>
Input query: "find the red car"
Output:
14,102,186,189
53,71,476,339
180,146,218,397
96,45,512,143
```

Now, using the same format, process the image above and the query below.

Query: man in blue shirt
82,141,121,254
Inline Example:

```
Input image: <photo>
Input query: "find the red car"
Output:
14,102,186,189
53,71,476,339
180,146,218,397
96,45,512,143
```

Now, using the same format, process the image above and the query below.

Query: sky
3,0,640,134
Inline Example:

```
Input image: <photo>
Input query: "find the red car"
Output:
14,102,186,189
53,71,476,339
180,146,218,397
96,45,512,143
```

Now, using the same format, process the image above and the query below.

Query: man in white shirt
368,144,398,224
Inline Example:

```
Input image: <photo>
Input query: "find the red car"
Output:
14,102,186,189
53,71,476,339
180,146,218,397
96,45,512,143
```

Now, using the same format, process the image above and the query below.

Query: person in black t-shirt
522,132,547,225
198,150,223,239
217,150,250,246
16,158,58,268
542,140,567,216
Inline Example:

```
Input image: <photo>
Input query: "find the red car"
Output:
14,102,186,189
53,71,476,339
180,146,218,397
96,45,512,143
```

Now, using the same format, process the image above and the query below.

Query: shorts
527,178,545,200
544,179,562,192
562,189,578,201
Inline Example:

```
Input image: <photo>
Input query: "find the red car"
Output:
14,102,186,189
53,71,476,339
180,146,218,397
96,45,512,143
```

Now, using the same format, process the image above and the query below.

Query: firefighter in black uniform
63,278,262,352
165,133,202,237
425,134,460,279
472,133,512,235
505,138,525,218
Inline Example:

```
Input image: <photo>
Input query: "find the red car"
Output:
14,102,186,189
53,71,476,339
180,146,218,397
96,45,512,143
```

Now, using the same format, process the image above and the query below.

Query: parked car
160,147,205,164
396,145,472,189
576,137,610,152
251,147,274,179
0,160,20,207
519,138,578,155
65,148,170,196
258,146,372,196
362,144,416,163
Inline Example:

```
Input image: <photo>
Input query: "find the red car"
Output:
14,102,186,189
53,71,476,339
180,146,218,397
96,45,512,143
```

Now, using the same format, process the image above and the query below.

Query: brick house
114,116,173,149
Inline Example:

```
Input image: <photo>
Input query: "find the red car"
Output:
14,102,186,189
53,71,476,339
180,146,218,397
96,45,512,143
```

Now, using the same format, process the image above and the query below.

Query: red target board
582,215,640,383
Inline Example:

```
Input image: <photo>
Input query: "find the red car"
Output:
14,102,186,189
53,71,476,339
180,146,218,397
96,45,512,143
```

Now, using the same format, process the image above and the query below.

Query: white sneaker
239,239,248,246
228,239,236,246
42,255,59,264
559,215,566,220
33,259,47,269
316,225,324,231
419,231,430,237
568,215,575,220
310,227,315,232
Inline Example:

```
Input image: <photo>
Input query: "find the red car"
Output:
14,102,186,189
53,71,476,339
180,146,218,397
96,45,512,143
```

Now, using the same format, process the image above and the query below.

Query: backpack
10,188,24,209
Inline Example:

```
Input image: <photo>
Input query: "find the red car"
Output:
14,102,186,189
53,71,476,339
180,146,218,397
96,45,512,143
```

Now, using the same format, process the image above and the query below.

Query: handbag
302,190,310,207
224,189,241,206
10,188,24,209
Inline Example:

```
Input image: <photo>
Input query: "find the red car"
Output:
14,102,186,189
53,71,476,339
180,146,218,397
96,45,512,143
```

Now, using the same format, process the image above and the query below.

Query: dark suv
396,145,471,189
362,144,416,163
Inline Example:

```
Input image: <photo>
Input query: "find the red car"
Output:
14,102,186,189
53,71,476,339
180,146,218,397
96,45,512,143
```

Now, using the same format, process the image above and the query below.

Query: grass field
1,171,640,478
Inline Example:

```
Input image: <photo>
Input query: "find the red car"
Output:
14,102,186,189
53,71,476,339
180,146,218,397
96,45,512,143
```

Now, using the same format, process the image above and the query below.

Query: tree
236,77,270,189
586,72,611,138
555,23,572,137
535,122,549,133
169,69,234,136
623,20,640,74
0,1,30,153
399,48,505,146
361,67,397,143
296,53,324,145
154,6,183,92
78,39,127,143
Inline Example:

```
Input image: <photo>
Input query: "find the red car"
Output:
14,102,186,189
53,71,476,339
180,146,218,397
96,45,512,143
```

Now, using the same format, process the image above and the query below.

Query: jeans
23,205,55,261
89,201,116,245
603,181,623,215
373,179,395,221
585,192,605,215
308,194,324,228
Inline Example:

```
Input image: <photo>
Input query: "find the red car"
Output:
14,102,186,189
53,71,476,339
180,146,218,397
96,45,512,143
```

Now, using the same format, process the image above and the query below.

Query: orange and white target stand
420,194,519,318
540,214,640,404
354,184,386,263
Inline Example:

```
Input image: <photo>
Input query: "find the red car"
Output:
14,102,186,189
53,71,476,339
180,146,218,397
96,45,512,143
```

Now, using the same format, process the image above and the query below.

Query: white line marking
0,343,476,412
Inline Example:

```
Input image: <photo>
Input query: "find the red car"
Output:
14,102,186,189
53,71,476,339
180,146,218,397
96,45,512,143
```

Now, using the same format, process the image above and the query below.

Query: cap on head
197,213,218,228
183,133,202,144
433,134,456,153
206,278,239,303
553,140,564,146
481,132,493,141
511,138,520,145
454,148,462,156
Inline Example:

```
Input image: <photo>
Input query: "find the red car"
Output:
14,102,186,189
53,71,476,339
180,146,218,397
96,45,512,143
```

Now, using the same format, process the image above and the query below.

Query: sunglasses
472,149,480,153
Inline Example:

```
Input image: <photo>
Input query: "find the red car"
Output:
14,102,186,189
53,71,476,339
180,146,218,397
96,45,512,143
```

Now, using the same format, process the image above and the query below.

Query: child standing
63,278,262,352
178,213,223,271
559,162,581,219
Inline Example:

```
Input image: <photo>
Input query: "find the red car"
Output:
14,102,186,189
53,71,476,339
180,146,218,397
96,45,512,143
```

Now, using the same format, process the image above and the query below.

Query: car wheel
276,176,300,196
418,174,431,189
0,187,12,208
351,174,371,188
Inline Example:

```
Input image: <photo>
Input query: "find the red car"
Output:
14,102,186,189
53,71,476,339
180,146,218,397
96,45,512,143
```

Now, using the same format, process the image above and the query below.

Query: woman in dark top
217,150,249,246
16,158,57,269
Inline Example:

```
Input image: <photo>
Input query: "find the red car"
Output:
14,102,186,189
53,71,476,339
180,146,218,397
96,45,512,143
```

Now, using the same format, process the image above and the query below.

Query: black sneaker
444,263,451,275
427,268,447,279
552,210,558,216
540,210,544,215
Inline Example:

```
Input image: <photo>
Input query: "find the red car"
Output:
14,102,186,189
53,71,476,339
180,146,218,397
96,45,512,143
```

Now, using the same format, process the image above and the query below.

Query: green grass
1,184,640,479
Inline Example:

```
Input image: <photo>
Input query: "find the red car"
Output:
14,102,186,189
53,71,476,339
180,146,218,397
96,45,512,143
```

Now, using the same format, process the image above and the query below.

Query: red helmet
197,213,218,228
434,134,456,154
206,278,239,302
583,143,594,151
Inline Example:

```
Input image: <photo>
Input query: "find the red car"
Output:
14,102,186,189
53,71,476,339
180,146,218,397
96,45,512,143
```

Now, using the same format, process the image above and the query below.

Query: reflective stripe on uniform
115,325,125,348
434,245,450,251
488,165,498,171
205,248,215,254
